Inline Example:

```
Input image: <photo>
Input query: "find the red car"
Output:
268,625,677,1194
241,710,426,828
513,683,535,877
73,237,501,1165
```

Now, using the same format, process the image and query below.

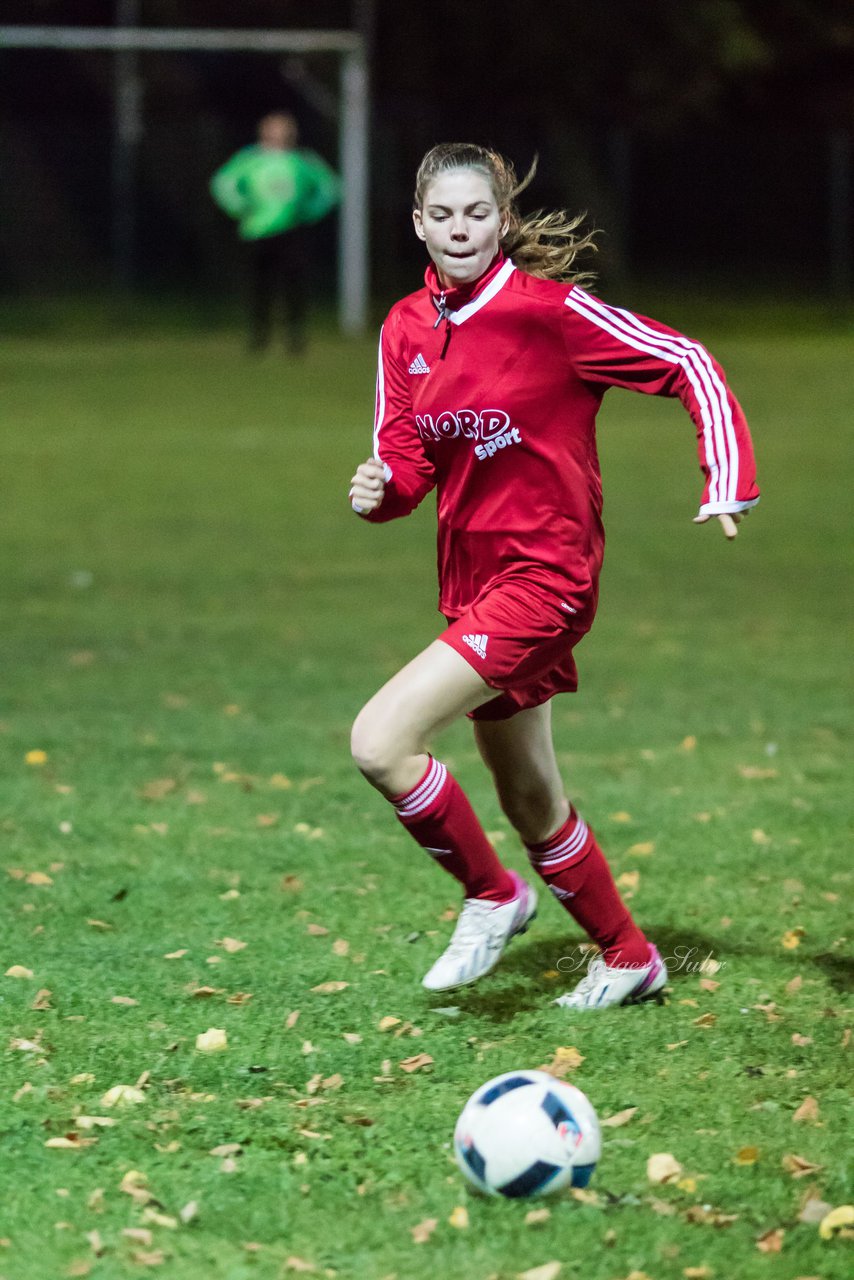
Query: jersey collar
424,253,516,326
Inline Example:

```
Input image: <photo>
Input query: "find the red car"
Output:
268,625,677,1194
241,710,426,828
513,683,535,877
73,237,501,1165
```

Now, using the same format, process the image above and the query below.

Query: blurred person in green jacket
210,112,340,353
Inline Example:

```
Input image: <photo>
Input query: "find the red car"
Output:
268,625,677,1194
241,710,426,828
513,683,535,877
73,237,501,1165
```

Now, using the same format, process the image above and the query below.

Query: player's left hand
693,511,747,540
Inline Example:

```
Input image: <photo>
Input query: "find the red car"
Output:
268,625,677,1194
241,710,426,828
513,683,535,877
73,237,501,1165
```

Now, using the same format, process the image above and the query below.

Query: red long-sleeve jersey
361,255,759,617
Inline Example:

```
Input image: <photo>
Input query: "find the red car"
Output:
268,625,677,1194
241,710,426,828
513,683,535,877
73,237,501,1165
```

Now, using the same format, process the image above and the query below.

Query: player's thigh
473,702,565,809
352,640,495,766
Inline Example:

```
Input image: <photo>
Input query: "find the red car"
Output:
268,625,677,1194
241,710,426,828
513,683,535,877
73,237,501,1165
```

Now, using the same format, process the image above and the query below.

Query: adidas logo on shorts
461,633,488,660
408,352,430,375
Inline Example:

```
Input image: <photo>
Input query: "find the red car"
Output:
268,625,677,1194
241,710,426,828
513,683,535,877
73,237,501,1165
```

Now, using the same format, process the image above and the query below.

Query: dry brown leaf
122,1228,154,1246
189,985,224,998
281,874,303,892
525,1208,551,1225
75,1116,116,1130
217,936,247,953
119,1170,152,1204
31,988,52,1010
306,923,329,936
616,871,640,891
797,1193,833,1224
693,1013,717,1028
738,765,777,779
110,995,138,1007
410,1217,438,1244
781,928,805,950
667,1040,689,1051
448,1205,469,1229
756,1228,784,1253
195,1027,228,1052
332,939,350,957
399,1053,433,1073
141,778,176,800
378,1016,402,1032
682,1269,714,1279
791,1033,813,1047
101,1085,145,1108
26,871,53,885
5,965,34,979
782,1153,824,1178
734,1146,759,1165
130,1250,165,1267
785,974,803,995
647,1196,678,1216
699,978,720,993
541,1045,584,1078
681,735,697,751
627,841,655,856
311,981,349,994
570,1187,601,1206
683,1204,738,1226
45,1135,98,1149
141,1209,178,1229
751,829,772,846
209,1143,242,1158
179,1201,199,1225
164,949,188,960
342,1032,362,1045
792,1096,819,1124
284,1259,318,1273
647,1152,684,1184
67,1261,92,1278
226,992,253,1005
601,1107,638,1128
519,1264,562,1280
285,1010,300,1029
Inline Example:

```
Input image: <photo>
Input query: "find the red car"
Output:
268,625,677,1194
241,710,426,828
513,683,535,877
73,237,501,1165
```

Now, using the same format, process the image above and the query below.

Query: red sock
525,806,649,967
392,757,516,903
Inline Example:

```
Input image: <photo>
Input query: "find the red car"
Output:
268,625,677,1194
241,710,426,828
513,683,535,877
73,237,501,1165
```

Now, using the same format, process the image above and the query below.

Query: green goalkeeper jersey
210,145,340,240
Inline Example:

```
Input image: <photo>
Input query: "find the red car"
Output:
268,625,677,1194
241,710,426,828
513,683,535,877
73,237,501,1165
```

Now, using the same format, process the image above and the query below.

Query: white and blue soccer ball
453,1069,601,1198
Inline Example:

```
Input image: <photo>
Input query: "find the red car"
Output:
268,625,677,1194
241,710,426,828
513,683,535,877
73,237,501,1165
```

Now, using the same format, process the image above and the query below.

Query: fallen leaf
75,1116,117,1130
119,1170,152,1204
734,1146,759,1165
610,811,632,823
681,735,697,751
525,1208,551,1225
410,1218,438,1244
285,1010,300,1029
209,1143,242,1158
616,871,640,891
793,1096,819,1124
798,1193,833,1224
342,1032,362,1045
25,749,48,765
738,765,777,779
699,978,720,993
195,1028,228,1052
141,1209,178,1230
782,1153,824,1178
751,829,772,845
602,1107,638,1128
541,1045,584,1078
140,778,176,800
791,1033,813,1047
26,871,53,885
122,1228,153,1246
101,1085,145,1108
164,950,188,960
311,981,349,994
818,1204,854,1239
667,1040,689,1051
130,1250,165,1267
10,1036,43,1052
189,985,224,998
693,1013,717,1028
306,923,329,936
627,841,655,856
648,1196,678,1216
786,975,803,995
284,1259,318,1273
399,1053,433,1073
378,1016,402,1032
281,875,303,892
781,928,806,950
226,992,253,1005
5,965,34,979
519,1264,561,1280
647,1152,684,1184
681,1268,713,1279
86,919,112,930
179,1201,198,1225
217,936,247,953
570,1187,602,1206
448,1205,469,1229
332,939,350,957
110,995,138,1007
756,1228,784,1253
45,1135,98,1149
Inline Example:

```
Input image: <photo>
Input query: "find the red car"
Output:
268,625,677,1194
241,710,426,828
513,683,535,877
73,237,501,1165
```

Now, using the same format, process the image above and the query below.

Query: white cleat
553,943,668,1011
422,871,538,992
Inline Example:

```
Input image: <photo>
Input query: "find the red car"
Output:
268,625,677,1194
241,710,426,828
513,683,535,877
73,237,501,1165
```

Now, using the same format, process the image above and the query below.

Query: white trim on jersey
448,259,516,326
372,326,386,463
565,288,739,507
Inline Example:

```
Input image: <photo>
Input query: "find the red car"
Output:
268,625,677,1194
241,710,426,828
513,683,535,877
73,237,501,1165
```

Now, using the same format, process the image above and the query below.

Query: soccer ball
453,1069,601,1198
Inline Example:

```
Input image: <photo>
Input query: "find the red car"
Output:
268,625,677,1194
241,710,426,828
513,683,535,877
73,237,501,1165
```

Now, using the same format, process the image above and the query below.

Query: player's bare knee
350,711,398,787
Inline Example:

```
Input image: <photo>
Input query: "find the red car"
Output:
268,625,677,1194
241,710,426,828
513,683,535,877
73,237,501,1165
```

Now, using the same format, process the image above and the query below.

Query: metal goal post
0,25,370,333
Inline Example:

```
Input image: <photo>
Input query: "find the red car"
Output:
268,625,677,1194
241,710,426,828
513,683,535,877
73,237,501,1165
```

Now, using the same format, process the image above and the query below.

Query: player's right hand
349,457,386,514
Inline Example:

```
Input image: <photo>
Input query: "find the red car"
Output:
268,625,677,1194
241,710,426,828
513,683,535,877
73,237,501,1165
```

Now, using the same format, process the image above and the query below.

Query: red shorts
440,577,597,721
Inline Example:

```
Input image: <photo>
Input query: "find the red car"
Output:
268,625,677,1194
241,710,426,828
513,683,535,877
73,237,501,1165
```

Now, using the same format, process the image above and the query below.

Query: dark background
1,0,852,311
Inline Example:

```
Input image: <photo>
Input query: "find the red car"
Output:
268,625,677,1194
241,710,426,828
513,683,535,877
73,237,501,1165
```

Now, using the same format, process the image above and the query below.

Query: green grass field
1,303,851,1280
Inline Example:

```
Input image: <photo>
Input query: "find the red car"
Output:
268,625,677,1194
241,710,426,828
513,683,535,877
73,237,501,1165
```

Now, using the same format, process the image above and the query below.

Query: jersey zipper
433,290,453,360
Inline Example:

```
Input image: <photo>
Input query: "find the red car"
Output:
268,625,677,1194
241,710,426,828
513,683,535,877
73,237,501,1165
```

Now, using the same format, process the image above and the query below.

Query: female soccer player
349,143,759,1010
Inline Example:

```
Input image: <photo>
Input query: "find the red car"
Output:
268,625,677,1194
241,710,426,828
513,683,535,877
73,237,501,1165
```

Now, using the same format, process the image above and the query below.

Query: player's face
414,170,508,287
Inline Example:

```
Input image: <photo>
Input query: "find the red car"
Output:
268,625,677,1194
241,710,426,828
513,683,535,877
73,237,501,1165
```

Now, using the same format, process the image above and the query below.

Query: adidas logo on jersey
408,353,430,375
461,633,488,660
